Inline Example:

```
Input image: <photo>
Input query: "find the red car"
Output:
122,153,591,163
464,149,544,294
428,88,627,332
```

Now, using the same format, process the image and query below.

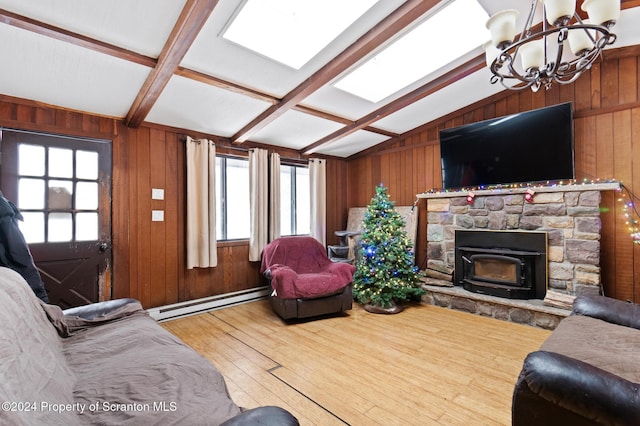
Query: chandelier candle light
485,0,620,91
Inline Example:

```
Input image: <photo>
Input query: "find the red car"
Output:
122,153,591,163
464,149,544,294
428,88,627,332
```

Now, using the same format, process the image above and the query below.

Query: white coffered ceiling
0,0,638,158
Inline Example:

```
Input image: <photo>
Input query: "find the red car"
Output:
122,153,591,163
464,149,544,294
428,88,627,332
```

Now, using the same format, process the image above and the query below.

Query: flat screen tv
439,102,575,190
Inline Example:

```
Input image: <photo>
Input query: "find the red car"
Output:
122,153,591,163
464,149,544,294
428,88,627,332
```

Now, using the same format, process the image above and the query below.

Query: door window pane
76,150,99,180
48,213,73,242
48,180,73,210
76,151,98,180
76,182,98,210
76,213,98,241
19,212,45,243
18,144,45,176
49,147,73,178
18,178,45,209
11,136,107,246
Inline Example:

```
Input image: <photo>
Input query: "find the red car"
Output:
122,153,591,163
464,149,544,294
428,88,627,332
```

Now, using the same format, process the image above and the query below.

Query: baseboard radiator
148,286,269,322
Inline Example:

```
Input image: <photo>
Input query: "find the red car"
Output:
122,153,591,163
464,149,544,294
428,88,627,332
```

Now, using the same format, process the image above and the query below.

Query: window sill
217,239,249,248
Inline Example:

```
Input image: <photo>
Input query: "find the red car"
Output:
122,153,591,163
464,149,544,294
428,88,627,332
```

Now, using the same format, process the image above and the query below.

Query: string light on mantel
422,179,640,244
423,178,613,196
617,183,640,243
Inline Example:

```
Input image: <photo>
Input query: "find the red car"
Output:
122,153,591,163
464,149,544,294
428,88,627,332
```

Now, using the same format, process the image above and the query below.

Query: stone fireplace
416,182,619,328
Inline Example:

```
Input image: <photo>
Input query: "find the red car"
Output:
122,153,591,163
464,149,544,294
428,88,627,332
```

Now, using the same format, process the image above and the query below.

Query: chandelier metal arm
520,0,540,41
490,21,616,91
486,0,619,91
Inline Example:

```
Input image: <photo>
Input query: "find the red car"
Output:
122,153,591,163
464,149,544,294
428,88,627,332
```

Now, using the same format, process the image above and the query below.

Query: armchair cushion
261,236,355,299
540,315,640,383
573,294,640,330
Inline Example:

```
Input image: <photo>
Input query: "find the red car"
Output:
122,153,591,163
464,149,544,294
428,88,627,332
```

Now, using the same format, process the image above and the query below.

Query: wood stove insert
454,230,547,300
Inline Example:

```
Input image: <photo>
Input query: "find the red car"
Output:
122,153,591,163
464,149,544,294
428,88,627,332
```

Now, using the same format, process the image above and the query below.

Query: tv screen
439,102,575,190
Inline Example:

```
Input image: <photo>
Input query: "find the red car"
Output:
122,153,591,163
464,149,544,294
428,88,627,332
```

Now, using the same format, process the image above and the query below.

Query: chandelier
485,0,620,92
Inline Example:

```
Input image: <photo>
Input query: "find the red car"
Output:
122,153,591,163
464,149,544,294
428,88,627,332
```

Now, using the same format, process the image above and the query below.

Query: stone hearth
422,285,569,329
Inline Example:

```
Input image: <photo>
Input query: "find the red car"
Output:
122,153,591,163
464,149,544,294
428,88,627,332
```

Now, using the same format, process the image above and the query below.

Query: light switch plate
152,210,164,222
152,188,165,200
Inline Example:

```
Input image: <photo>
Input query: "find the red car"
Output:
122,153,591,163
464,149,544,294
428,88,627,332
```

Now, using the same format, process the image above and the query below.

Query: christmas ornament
466,192,475,205
524,188,535,203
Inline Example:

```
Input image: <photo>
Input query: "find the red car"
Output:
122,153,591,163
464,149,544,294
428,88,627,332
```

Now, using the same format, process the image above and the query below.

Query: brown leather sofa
512,295,640,425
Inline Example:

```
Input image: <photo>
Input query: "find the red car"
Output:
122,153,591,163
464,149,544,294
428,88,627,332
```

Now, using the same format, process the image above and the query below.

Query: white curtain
269,152,281,241
309,158,326,246
249,148,269,261
186,137,217,269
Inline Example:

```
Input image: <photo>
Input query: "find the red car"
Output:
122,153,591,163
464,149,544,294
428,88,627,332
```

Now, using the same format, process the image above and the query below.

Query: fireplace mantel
417,181,620,200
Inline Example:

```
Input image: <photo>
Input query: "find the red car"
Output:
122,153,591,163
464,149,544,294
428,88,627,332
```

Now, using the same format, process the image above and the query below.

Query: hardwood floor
161,300,550,425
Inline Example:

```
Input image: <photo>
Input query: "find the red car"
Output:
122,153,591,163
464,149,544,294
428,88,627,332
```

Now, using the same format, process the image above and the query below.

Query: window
223,0,376,70
280,164,309,236
17,143,100,243
334,0,487,102
214,156,309,240
216,156,250,240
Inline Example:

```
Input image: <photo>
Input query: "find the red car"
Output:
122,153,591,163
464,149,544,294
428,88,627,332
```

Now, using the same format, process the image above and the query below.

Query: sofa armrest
573,295,640,330
516,350,640,425
62,298,140,320
220,406,299,426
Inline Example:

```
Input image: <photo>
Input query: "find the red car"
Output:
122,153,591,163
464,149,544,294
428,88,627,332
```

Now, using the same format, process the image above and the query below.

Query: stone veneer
422,186,613,298
420,285,569,329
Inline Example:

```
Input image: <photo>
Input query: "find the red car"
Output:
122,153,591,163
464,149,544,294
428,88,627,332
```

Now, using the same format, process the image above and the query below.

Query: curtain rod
185,135,311,163
219,144,309,164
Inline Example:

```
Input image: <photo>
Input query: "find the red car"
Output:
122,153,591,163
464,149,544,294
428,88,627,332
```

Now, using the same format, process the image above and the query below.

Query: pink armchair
260,236,354,319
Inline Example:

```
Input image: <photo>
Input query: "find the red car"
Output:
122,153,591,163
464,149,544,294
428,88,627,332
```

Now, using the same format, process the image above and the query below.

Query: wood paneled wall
0,95,348,308
111,128,348,308
2,45,639,307
347,45,640,302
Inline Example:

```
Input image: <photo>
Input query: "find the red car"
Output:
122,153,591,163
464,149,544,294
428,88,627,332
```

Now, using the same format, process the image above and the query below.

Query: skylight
334,0,489,103
223,0,377,70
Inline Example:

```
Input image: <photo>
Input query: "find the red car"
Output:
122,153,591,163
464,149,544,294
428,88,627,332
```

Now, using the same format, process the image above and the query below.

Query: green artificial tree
352,184,425,314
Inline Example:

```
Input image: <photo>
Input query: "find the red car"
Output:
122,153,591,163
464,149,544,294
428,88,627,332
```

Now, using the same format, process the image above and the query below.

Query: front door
0,129,112,309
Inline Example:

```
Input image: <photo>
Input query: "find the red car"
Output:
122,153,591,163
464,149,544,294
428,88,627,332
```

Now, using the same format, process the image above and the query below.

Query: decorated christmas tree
352,184,424,314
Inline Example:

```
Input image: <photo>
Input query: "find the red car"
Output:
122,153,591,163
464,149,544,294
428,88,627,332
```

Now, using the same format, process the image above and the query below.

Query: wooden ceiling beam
0,8,156,67
0,3,402,139
176,66,280,105
124,0,220,127
302,54,486,155
301,1,640,155
231,0,440,143
4,2,636,151
0,2,415,139
364,126,401,138
174,68,397,137
292,105,399,138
